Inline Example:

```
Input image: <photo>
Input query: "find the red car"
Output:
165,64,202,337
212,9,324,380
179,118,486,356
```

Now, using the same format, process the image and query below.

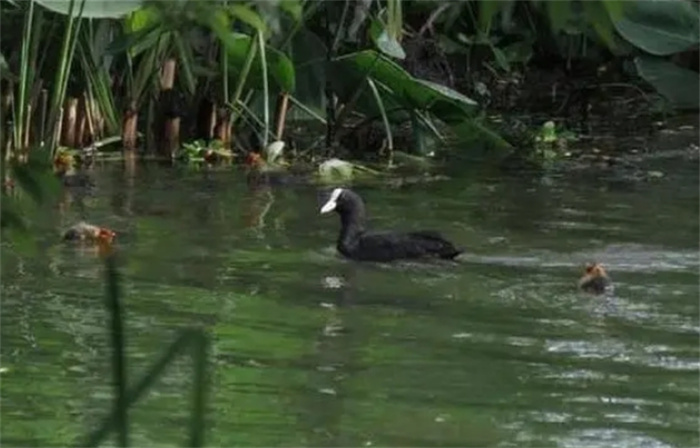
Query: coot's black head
319,188,366,225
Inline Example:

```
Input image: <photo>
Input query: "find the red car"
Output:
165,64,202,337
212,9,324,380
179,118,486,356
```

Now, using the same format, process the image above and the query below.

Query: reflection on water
1,147,698,447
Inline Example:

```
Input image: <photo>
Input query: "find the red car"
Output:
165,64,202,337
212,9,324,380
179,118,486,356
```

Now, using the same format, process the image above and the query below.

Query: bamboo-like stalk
76,94,87,147
0,86,9,156
275,92,290,141
207,101,216,140
63,97,79,148
48,0,86,154
220,0,229,101
23,104,32,153
14,0,36,154
122,102,138,154
146,97,155,152
159,59,180,158
39,89,48,147
55,106,64,149
367,78,393,164
85,94,96,146
257,30,269,149
229,36,258,121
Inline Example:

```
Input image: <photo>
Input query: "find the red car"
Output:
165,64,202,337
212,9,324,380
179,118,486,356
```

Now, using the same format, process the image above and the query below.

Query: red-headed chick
245,152,265,169
579,262,612,294
96,228,117,258
63,221,116,245
53,152,74,175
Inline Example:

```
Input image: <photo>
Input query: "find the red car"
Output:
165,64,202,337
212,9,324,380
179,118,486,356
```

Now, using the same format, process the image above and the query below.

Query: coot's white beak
320,188,343,214
320,199,336,214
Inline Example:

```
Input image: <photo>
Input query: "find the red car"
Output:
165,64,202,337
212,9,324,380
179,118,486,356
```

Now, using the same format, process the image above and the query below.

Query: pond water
1,139,698,447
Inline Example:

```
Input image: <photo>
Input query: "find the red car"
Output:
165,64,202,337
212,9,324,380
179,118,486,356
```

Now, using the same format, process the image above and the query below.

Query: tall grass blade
367,78,393,152
79,329,209,447
288,94,327,124
78,24,120,134
229,34,258,121
189,331,209,447
48,0,87,153
257,29,269,149
14,0,36,153
104,254,129,447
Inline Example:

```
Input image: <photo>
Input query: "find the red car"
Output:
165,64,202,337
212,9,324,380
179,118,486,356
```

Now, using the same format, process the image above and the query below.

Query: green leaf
612,0,700,56
0,52,17,82
279,0,302,22
452,119,513,153
501,40,534,64
601,0,624,22
224,33,295,92
376,30,406,60
0,198,37,256
10,156,61,206
0,52,8,73
490,45,510,72
635,55,700,110
369,19,406,60
0,197,27,232
106,21,163,58
583,0,618,50
229,4,267,32
35,0,143,18
288,28,326,119
479,0,508,33
125,5,160,33
546,1,574,34
318,158,354,183
335,50,478,121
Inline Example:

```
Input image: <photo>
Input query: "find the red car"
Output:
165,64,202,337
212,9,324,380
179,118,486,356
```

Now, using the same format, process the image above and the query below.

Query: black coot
320,188,463,262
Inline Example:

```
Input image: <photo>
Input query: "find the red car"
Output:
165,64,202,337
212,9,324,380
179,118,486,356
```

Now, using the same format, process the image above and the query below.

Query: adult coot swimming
320,188,463,262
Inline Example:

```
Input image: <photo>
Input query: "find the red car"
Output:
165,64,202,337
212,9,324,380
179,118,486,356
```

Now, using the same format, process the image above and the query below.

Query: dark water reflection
1,146,698,447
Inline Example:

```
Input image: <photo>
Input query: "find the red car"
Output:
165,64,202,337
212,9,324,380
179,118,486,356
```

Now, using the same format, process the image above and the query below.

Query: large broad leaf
335,50,478,122
369,19,406,60
327,60,406,121
635,55,700,110
36,0,143,18
613,0,700,56
452,120,513,155
224,33,295,92
583,1,618,51
288,28,327,119
125,4,160,33
229,4,267,33
279,0,303,22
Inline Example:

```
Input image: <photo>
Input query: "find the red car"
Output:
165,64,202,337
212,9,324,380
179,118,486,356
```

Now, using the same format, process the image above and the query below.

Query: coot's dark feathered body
320,188,463,262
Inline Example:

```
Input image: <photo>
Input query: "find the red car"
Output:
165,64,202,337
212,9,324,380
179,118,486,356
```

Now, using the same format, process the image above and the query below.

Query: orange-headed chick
245,151,265,169
63,221,116,244
203,149,218,164
578,262,612,294
3,177,15,192
96,228,117,258
53,152,74,175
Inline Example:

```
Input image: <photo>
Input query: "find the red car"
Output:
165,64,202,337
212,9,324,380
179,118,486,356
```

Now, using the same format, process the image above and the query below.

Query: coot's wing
407,230,463,258
352,232,415,261
407,230,447,241
355,231,448,261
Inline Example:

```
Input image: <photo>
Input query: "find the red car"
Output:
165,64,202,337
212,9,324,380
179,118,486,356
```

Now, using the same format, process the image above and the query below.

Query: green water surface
1,148,698,447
